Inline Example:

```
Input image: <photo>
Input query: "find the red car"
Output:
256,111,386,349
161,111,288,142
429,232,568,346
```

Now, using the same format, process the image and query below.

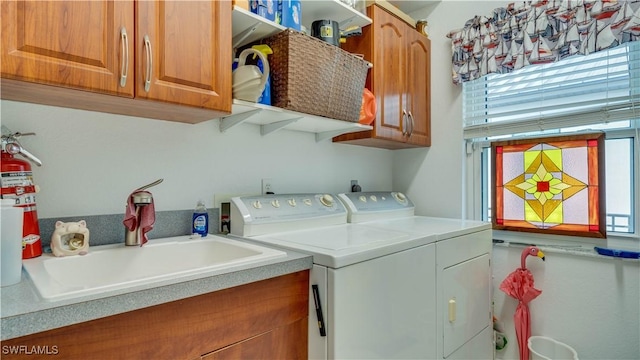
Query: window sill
492,229,640,261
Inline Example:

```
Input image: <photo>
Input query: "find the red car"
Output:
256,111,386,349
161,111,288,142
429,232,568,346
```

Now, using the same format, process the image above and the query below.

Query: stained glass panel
491,133,606,238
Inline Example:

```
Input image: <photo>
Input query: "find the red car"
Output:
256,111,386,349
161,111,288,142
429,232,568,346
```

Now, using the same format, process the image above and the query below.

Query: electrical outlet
262,178,274,194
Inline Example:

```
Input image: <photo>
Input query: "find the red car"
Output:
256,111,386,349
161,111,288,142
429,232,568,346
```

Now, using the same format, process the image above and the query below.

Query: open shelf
219,99,372,141
232,7,285,49
299,0,372,31
232,1,372,48
229,2,373,141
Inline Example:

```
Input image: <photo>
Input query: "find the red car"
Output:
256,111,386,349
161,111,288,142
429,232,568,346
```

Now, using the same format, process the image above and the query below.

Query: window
465,41,639,241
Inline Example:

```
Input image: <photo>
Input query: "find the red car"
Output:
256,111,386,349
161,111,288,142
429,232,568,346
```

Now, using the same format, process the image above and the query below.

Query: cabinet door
1,1,134,97
405,31,431,146
371,6,406,142
136,0,232,112
441,254,491,358
202,318,307,360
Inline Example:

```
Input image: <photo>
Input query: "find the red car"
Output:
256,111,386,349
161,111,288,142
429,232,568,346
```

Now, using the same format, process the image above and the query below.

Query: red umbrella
500,246,545,360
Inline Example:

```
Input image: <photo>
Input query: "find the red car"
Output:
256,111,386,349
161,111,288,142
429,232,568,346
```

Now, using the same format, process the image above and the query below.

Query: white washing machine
338,192,494,360
229,193,438,360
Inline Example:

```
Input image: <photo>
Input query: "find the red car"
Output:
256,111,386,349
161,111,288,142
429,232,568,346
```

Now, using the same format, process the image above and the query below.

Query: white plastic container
1,198,24,286
528,336,579,360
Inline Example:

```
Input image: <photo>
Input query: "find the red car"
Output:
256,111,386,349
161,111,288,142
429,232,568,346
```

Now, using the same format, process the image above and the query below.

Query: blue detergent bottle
252,44,273,105
192,200,209,237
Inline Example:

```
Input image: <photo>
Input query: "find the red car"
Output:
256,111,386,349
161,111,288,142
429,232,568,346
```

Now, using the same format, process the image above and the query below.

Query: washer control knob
303,198,313,206
252,200,262,209
393,192,407,204
320,194,335,207
370,195,377,202
359,195,367,202
271,199,280,208
288,199,296,207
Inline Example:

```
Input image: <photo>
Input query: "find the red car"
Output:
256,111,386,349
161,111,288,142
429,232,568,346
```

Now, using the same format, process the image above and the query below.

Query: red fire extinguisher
1,131,43,259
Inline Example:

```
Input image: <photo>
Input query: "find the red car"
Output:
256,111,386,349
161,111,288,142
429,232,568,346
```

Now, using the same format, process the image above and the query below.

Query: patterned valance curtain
448,0,640,84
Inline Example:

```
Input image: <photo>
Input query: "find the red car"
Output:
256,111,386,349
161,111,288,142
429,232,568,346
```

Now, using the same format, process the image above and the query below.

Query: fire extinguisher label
1,171,36,205
23,234,41,247
3,193,36,206
1,171,34,186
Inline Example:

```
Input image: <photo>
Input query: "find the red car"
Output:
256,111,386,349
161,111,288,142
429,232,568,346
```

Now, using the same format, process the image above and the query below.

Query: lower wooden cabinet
202,317,307,360
0,270,309,360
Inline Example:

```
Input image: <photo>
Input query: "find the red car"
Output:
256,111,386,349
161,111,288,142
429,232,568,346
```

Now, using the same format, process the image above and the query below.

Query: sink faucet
123,179,163,246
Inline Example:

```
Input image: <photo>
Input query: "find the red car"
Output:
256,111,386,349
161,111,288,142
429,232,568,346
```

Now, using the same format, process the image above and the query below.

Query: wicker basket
263,29,369,123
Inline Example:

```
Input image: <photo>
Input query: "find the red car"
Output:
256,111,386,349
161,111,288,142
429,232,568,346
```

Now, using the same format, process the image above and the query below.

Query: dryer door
441,253,491,358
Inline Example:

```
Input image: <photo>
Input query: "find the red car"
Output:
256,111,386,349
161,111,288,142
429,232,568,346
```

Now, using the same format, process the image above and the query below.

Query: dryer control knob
252,200,262,209
320,194,335,207
271,199,280,208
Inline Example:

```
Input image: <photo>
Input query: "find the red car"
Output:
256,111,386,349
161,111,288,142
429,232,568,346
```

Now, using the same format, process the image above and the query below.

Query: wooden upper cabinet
135,1,231,111
1,1,135,97
335,4,431,149
373,10,406,144
405,29,431,147
1,0,232,123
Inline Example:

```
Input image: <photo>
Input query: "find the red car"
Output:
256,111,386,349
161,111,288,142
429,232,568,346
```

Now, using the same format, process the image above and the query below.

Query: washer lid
357,216,491,241
250,223,436,268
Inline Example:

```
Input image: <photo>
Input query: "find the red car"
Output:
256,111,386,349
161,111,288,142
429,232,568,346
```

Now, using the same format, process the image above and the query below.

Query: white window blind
463,41,640,139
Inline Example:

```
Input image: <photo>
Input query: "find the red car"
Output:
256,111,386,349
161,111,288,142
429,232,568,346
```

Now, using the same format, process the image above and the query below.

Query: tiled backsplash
38,209,220,249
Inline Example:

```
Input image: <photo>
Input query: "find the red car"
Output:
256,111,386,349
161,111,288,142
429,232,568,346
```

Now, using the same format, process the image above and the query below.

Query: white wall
393,1,483,219
393,1,640,359
0,100,393,218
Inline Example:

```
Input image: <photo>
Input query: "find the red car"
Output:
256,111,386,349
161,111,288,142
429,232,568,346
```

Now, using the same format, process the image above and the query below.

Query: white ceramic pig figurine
51,220,90,257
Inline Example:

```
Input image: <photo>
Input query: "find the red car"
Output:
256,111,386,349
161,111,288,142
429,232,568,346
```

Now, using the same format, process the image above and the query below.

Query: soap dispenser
192,200,209,237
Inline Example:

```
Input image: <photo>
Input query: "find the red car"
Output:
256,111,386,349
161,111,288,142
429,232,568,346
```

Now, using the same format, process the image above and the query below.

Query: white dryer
229,193,438,360
338,192,494,360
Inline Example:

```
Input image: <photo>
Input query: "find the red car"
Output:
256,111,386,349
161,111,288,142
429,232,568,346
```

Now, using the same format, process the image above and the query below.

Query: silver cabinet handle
402,109,408,136
408,111,415,137
143,35,152,92
119,27,129,87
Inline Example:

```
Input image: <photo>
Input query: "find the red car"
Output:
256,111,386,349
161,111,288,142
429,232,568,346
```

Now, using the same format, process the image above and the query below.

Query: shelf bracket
339,16,358,30
316,127,367,142
219,109,261,133
261,117,302,136
233,21,263,49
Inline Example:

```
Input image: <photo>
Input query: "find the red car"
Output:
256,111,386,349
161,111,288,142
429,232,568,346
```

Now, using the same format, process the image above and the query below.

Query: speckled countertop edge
1,247,312,340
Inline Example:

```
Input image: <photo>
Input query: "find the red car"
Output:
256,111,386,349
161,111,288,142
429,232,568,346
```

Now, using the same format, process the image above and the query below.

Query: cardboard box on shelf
277,0,301,31
250,0,276,22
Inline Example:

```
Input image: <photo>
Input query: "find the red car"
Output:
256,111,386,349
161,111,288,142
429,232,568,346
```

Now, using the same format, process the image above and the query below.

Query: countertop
0,238,312,340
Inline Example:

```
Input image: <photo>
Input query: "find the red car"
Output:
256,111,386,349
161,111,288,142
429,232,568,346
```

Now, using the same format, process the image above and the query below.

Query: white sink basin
22,235,286,301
